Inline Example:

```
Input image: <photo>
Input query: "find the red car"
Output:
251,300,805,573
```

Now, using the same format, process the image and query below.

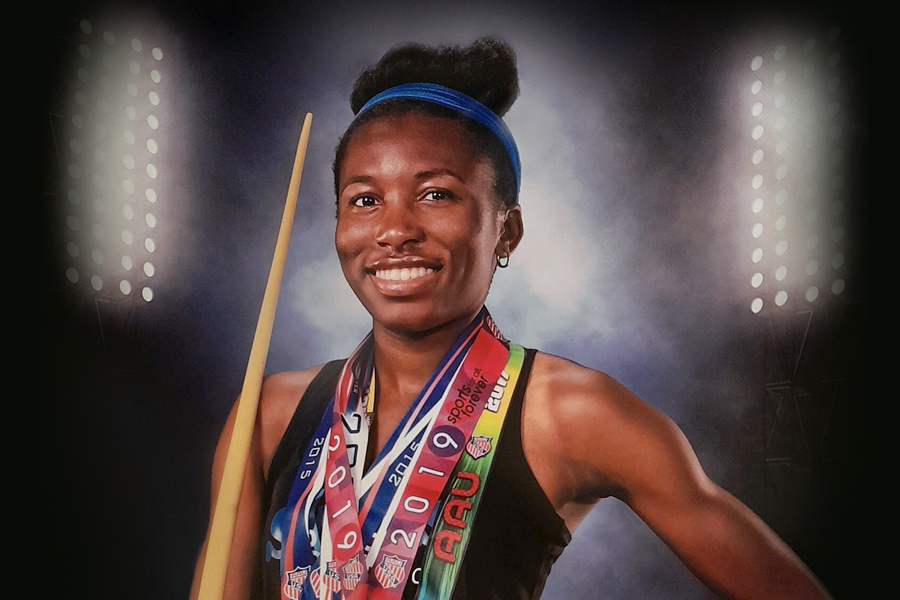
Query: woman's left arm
618,423,831,600
540,360,832,600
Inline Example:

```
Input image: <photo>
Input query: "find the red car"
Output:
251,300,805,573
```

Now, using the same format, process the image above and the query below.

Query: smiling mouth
374,266,435,281
368,263,440,297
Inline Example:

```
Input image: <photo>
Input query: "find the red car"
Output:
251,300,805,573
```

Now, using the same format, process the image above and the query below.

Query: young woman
193,38,831,600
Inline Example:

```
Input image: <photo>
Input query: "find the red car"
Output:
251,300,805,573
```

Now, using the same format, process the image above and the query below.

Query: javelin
197,112,313,600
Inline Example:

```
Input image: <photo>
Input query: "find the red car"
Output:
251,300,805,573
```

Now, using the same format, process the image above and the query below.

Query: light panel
743,26,852,314
60,19,168,303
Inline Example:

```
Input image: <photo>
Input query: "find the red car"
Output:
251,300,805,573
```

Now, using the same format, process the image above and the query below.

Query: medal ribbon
415,343,526,600
277,309,515,600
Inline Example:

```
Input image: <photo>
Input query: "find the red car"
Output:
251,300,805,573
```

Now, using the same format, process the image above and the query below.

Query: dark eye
352,195,378,208
423,190,452,202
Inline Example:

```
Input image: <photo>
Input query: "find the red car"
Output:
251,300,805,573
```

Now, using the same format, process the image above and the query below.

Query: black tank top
259,348,571,600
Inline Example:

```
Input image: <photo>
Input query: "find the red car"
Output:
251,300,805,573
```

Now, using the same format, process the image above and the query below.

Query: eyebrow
341,175,375,188
414,168,465,183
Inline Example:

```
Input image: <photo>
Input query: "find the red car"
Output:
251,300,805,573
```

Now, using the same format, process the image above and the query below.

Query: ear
495,205,524,258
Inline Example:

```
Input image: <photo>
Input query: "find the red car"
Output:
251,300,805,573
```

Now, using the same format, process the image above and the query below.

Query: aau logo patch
310,560,342,596
283,566,310,600
374,554,407,589
466,435,492,459
342,555,364,590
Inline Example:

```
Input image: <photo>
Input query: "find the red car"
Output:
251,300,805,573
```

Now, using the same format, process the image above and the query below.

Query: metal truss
760,297,869,554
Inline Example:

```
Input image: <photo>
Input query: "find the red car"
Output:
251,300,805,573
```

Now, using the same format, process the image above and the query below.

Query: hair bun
350,37,519,116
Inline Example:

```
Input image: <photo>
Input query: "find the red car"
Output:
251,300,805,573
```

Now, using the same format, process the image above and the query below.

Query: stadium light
61,19,167,304
743,27,851,315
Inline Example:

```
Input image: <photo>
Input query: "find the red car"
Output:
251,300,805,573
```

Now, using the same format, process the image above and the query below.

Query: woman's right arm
189,394,265,600
190,367,324,600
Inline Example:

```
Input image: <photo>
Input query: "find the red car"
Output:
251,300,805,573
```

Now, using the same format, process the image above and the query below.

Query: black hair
333,37,520,210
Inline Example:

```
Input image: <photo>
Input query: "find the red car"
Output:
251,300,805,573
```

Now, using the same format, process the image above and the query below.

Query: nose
375,199,425,251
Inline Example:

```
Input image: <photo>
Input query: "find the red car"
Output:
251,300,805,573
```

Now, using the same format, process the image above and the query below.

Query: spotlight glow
806,260,818,275
831,279,845,295
775,265,787,281
775,215,787,230
775,290,788,306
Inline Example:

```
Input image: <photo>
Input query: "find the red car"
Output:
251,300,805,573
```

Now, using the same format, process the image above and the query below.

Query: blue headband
357,83,521,200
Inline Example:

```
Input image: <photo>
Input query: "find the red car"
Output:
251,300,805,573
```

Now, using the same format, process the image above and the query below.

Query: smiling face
335,112,521,337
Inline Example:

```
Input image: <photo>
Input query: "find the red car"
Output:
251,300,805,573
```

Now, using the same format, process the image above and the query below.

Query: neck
371,310,481,413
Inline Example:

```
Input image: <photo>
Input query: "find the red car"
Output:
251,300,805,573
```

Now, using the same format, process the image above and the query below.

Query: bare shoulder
527,351,651,440
529,351,625,408
525,352,697,504
257,364,328,479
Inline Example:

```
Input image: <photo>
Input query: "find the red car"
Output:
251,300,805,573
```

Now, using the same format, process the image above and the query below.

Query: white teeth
375,267,434,281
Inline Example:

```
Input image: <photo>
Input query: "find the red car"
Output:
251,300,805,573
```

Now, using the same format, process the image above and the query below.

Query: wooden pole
197,113,313,600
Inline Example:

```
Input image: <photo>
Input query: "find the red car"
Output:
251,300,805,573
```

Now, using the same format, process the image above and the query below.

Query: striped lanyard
278,309,523,600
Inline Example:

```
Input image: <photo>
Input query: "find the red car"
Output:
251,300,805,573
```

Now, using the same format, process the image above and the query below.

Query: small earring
497,253,510,269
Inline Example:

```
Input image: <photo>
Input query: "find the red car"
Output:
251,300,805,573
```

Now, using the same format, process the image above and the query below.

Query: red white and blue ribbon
274,308,516,600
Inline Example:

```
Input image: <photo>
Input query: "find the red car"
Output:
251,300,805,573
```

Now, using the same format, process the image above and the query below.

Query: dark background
43,1,872,598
